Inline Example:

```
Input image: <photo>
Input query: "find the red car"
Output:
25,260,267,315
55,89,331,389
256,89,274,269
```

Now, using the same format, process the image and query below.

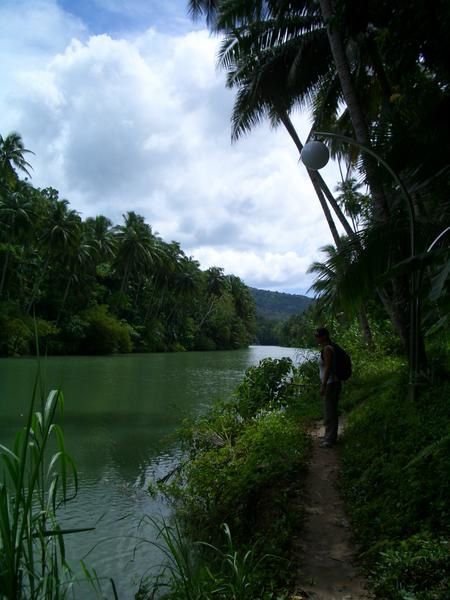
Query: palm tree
335,177,371,233
27,199,81,313
316,0,391,221
0,183,34,296
191,0,361,254
0,132,34,188
188,0,413,354
56,236,95,323
166,256,202,325
308,242,373,346
114,212,163,294
198,266,229,328
84,215,117,262
228,274,254,321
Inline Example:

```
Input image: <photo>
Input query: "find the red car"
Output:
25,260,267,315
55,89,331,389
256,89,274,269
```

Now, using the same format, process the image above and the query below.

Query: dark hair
315,327,330,338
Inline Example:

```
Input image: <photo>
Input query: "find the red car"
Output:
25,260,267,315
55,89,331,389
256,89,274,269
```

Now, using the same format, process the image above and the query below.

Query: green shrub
157,358,312,594
235,357,296,418
342,376,450,546
341,364,450,596
80,305,133,354
0,316,32,355
179,410,309,543
193,334,217,351
28,318,59,352
371,536,450,599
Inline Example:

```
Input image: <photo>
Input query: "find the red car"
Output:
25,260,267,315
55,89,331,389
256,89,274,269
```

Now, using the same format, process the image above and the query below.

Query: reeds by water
0,376,92,599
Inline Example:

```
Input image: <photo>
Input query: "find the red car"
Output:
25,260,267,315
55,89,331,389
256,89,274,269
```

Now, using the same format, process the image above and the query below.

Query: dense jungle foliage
0,137,256,356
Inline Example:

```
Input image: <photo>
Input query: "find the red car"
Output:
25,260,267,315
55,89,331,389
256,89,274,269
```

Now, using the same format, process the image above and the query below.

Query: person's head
314,327,330,347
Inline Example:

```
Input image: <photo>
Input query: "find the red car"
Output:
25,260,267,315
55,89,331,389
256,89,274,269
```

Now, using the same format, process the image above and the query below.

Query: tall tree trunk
357,304,373,347
318,0,390,222
27,255,50,314
0,250,10,297
318,0,416,361
120,260,131,294
281,112,377,344
56,276,72,325
279,112,379,344
279,111,355,239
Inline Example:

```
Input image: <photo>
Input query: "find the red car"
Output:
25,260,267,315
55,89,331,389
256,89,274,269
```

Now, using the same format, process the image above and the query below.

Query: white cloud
190,247,314,292
0,0,342,294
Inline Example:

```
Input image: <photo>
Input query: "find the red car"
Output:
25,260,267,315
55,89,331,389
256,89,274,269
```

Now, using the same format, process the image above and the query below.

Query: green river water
0,346,309,598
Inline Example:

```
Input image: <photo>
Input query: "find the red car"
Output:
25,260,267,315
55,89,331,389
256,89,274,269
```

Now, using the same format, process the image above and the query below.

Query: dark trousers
324,382,341,444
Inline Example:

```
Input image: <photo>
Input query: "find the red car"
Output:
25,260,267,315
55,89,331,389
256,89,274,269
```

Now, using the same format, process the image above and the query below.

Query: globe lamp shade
301,140,330,170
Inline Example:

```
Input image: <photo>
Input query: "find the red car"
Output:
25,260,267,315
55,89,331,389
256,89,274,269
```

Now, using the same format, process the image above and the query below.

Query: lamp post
301,132,420,396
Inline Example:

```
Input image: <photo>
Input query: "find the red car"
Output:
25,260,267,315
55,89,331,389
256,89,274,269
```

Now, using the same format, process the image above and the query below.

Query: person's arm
320,345,334,396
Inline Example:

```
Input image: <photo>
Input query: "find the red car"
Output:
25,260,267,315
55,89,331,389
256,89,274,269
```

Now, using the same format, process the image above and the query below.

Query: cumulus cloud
0,0,342,294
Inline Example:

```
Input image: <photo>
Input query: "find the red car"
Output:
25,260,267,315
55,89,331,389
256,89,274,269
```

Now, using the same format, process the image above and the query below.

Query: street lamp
301,132,420,396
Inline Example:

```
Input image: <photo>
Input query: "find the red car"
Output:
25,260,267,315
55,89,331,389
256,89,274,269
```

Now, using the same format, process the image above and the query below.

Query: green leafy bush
179,410,309,544
157,358,311,595
80,305,132,354
341,364,450,596
234,357,296,418
342,376,450,545
371,536,450,599
0,316,32,355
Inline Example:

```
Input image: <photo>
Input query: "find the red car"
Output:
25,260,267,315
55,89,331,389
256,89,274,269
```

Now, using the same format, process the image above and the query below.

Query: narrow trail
292,424,371,600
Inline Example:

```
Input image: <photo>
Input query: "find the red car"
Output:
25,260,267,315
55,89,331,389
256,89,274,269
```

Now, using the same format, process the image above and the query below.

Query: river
0,346,308,598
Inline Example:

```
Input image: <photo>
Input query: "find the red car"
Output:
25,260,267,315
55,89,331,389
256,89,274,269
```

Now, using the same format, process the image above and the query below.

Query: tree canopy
0,133,256,356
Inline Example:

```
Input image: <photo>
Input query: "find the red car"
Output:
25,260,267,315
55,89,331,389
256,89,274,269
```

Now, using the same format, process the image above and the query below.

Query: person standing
315,327,341,447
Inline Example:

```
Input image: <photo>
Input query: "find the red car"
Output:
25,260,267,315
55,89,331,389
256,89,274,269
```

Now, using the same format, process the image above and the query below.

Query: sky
0,0,342,295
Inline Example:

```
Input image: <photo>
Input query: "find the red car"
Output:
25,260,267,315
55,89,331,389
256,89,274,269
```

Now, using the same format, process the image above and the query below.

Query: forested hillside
250,287,313,320
0,133,256,356
250,287,313,345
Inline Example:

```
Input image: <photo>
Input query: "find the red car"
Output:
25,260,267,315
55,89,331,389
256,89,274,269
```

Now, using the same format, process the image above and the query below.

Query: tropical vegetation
188,0,450,370
139,1,450,597
0,133,256,356
142,356,314,598
1,0,450,596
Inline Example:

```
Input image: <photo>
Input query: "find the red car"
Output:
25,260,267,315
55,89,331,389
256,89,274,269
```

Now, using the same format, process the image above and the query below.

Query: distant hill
250,288,314,321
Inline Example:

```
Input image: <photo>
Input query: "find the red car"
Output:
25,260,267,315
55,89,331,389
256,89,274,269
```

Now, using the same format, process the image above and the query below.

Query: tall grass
0,379,92,599
139,519,280,600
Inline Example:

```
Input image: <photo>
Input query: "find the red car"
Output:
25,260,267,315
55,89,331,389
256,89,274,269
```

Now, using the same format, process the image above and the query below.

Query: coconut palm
27,199,81,313
84,215,117,262
0,132,34,188
218,2,359,240
198,267,229,328
335,177,371,233
228,274,255,321
308,241,373,345
56,236,95,323
114,212,163,294
188,0,418,354
0,183,34,296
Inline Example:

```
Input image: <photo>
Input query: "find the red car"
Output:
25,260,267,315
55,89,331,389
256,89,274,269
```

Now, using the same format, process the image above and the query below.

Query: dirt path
292,424,371,600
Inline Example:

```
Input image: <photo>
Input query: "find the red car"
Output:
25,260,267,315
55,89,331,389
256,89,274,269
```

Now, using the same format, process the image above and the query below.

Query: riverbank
148,351,450,599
